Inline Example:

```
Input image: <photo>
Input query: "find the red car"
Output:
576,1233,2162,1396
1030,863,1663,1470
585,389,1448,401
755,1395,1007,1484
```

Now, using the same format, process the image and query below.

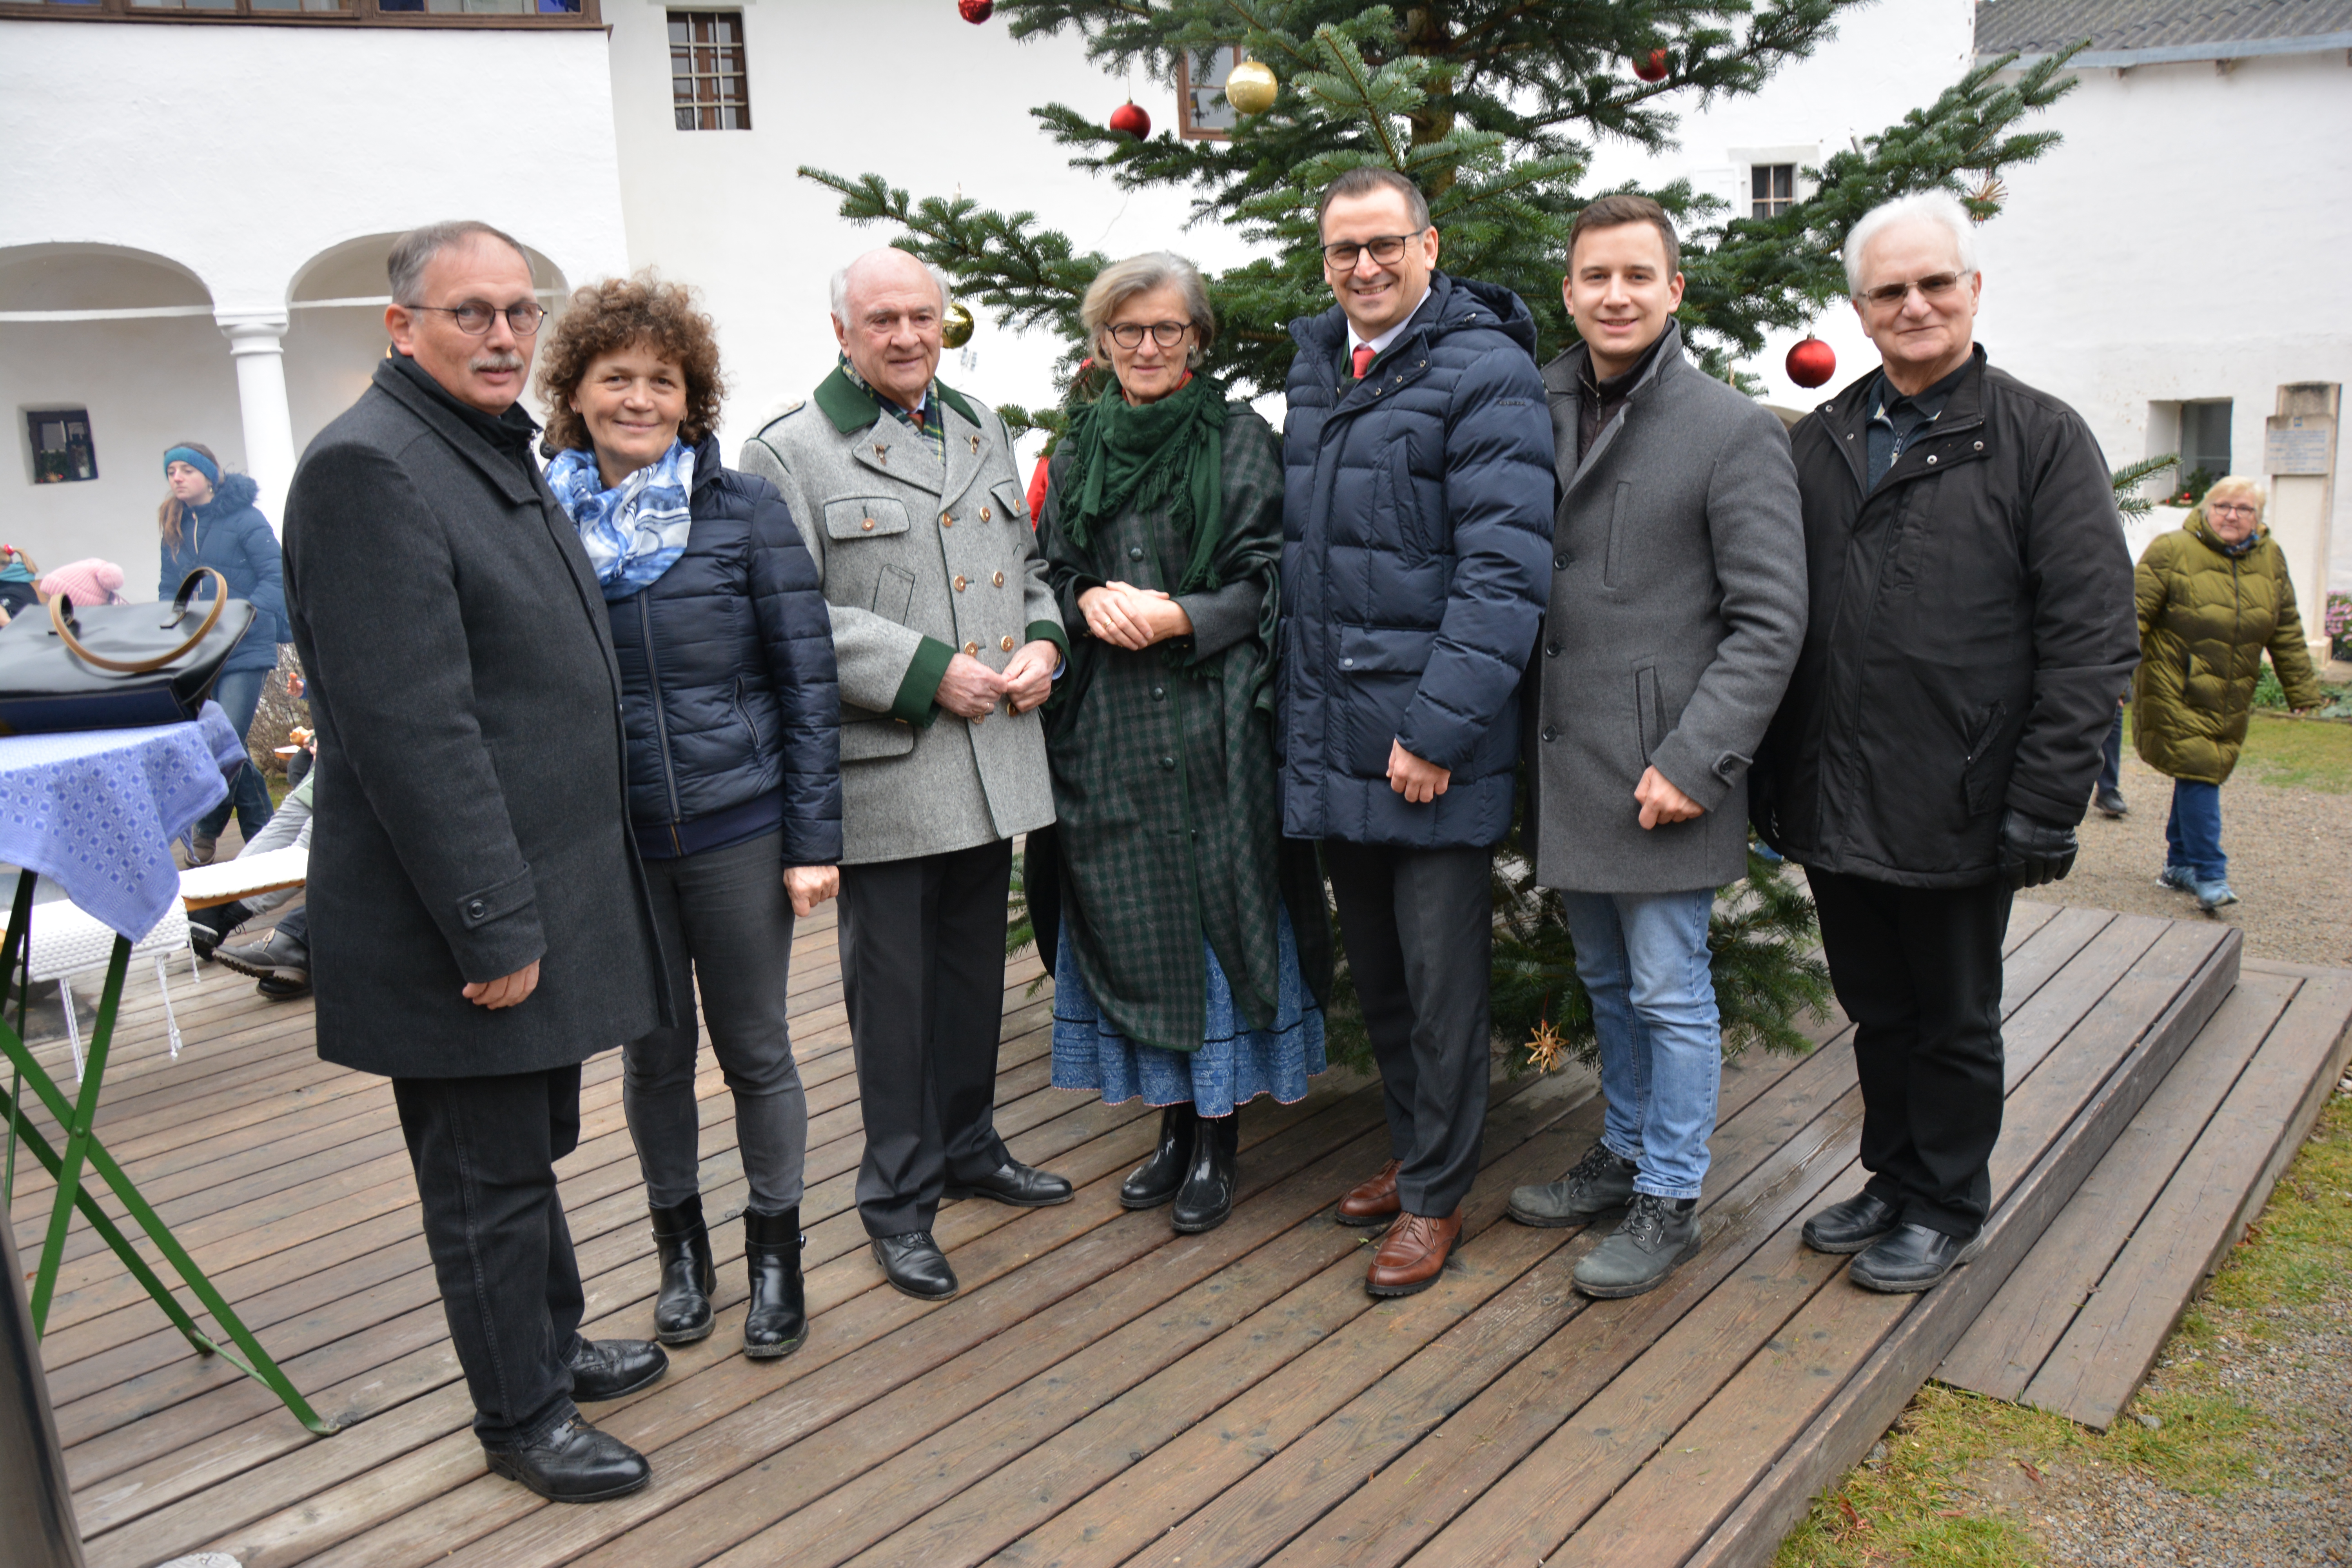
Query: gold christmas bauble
942,302,975,348
1225,57,1278,116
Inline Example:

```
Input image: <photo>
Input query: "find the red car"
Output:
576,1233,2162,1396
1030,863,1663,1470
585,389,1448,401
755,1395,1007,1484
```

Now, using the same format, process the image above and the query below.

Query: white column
216,310,296,531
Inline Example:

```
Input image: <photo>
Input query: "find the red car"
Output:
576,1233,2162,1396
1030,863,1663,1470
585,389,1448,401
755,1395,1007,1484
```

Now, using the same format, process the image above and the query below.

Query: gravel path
2034,1298,2352,1566
2058,750,2352,969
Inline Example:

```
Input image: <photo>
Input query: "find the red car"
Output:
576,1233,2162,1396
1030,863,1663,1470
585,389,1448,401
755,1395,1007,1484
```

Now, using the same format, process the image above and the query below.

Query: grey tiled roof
1975,0,2352,56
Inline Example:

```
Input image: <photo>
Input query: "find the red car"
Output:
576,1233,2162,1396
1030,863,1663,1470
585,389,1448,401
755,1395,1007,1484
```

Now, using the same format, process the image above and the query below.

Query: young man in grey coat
740,248,1071,1303
282,222,668,1501
1508,196,1807,1299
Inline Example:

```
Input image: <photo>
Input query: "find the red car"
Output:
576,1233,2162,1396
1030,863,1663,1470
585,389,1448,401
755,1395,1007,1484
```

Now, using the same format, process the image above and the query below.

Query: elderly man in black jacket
1754,191,2138,1293
282,221,670,1501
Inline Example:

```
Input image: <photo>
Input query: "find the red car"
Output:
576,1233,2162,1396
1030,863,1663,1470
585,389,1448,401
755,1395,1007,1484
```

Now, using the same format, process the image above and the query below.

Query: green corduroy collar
813,364,985,435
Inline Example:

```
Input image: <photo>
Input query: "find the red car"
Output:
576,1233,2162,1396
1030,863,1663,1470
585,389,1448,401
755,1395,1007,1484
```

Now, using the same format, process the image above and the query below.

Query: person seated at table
199,760,317,968
0,545,39,618
536,273,842,1360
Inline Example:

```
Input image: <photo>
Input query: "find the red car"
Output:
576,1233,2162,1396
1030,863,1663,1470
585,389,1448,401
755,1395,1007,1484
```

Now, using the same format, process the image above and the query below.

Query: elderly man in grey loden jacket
739,248,1071,1304
1506,196,1807,1302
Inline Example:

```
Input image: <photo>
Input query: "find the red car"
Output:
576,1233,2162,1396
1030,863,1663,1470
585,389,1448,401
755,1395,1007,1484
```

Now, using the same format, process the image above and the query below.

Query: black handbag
0,568,257,734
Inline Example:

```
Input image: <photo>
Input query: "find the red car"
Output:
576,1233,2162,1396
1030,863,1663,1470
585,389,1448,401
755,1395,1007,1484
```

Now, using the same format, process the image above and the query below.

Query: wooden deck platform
8,895,2340,1568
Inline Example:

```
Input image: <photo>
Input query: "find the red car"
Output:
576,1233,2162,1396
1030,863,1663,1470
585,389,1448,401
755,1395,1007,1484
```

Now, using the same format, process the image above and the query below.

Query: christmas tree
817,2,2084,1070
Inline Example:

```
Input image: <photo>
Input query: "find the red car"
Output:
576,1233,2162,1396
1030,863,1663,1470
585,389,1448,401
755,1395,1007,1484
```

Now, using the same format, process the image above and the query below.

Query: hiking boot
1507,1142,1638,1228
1572,1192,1701,1299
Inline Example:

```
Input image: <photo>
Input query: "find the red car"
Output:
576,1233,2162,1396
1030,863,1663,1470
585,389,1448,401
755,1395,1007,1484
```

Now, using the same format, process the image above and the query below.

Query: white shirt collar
1345,285,1435,361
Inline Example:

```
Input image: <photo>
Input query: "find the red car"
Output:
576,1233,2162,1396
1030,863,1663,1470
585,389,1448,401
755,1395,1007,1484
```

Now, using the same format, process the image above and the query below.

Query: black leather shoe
1849,1223,1984,1293
742,1207,808,1358
1801,1191,1904,1255
1171,1112,1239,1234
255,971,314,1001
648,1194,715,1345
1122,1104,1198,1210
188,900,251,962
566,1338,668,1401
483,1415,650,1503
871,1230,957,1299
945,1158,1074,1208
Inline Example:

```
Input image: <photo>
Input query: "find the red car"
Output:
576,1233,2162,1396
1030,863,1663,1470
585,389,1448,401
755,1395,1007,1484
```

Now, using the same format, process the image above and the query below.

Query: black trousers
1321,840,1494,1217
1806,868,2014,1237
390,1064,585,1448
837,838,1015,1238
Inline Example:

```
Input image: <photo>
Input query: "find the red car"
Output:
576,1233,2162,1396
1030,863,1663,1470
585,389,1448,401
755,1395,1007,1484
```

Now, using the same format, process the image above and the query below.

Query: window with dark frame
25,409,98,486
670,11,751,131
1750,163,1795,219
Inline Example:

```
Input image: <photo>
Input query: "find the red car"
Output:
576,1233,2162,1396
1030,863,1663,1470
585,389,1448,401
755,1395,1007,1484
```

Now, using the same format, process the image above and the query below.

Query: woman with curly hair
536,274,842,1359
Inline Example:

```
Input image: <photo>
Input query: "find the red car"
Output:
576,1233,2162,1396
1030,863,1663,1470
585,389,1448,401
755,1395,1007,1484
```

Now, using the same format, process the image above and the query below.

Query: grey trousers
621,831,810,1216
1321,839,1494,1218
837,838,1015,1238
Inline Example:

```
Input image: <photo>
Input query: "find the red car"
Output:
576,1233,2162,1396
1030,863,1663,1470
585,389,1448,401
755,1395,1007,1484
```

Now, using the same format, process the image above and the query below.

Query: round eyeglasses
411,300,548,337
1105,320,1193,349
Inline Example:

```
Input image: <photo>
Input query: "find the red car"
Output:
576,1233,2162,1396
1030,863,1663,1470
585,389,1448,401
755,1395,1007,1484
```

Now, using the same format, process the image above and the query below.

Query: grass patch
2119,701,2352,793
1777,1093,2352,1564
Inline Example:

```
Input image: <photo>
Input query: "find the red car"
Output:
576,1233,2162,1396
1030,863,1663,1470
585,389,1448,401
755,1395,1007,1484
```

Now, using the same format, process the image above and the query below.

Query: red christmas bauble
1634,48,1670,82
1786,335,1837,388
957,0,992,22
1109,101,1151,138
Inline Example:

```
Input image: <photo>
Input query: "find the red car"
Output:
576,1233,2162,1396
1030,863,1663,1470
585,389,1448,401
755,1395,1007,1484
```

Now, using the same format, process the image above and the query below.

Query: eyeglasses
1104,320,1194,349
2206,501,2259,517
410,300,548,337
1857,271,1971,309
1321,233,1425,270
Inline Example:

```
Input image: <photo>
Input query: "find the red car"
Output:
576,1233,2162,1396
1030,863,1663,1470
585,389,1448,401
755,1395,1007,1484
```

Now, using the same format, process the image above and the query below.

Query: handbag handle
49,568,231,675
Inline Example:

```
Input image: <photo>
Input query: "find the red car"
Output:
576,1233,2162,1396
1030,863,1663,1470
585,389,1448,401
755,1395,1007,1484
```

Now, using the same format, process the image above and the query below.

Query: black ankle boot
1171,1111,1240,1234
189,899,252,962
1122,1103,1198,1210
648,1194,715,1346
742,1207,808,1359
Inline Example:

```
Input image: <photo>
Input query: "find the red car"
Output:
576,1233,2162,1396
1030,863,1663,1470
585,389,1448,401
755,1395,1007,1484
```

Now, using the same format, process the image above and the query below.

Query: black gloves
2000,809,2078,890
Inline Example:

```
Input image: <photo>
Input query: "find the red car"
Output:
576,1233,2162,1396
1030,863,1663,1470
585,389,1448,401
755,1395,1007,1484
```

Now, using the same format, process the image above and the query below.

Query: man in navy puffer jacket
1281,168,1555,1298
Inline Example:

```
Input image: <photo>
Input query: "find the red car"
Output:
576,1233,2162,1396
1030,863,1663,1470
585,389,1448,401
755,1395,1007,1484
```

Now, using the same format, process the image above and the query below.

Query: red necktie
1352,344,1376,380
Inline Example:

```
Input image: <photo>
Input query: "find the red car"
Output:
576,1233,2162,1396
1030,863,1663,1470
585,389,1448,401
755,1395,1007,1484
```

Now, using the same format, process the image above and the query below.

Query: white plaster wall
0,316,247,591
604,0,1260,461
0,20,628,314
1973,53,2352,599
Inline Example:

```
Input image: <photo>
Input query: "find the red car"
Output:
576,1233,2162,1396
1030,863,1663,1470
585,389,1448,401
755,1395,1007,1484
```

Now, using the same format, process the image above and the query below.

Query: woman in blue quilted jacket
158,441,288,860
538,276,842,1362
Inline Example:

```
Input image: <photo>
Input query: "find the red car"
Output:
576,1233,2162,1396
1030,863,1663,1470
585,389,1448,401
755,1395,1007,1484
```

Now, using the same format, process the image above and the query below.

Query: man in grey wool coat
1507,195,1808,1299
740,248,1072,1303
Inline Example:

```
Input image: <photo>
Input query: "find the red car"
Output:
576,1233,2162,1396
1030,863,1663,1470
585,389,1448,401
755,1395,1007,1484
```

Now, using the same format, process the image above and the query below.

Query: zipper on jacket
636,594,686,835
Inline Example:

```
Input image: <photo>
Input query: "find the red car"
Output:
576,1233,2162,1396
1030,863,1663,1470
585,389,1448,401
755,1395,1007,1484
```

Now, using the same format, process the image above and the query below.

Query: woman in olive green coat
2133,474,2323,910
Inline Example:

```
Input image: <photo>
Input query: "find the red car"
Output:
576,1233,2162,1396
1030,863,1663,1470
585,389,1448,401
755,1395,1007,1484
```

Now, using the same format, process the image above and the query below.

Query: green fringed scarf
1056,372,1230,593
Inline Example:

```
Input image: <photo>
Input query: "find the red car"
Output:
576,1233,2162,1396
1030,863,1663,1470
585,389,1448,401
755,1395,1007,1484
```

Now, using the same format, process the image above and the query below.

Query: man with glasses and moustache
1278,168,1554,1298
282,221,671,1501
1752,191,2137,1293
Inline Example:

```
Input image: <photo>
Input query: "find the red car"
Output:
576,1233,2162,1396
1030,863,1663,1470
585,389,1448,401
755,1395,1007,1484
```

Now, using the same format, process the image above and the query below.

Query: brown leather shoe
1336,1159,1402,1227
1365,1209,1462,1297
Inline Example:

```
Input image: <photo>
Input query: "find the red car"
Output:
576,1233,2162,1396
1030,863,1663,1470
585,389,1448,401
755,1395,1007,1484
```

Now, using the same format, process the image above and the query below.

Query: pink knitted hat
39,558,127,608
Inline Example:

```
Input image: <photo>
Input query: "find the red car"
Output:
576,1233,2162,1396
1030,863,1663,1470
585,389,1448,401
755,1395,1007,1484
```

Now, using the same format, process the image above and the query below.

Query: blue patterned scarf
546,439,698,600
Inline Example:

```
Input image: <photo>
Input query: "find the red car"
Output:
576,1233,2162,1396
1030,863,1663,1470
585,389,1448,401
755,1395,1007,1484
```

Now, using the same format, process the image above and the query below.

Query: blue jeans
197,665,276,842
1559,887,1721,1200
2165,779,2226,884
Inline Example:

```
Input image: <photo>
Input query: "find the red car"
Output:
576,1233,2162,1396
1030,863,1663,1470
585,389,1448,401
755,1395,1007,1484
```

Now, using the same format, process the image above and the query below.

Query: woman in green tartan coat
1041,253,1334,1235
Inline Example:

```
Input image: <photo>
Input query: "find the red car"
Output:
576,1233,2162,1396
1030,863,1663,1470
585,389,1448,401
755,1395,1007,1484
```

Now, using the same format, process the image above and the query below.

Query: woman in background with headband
159,441,290,863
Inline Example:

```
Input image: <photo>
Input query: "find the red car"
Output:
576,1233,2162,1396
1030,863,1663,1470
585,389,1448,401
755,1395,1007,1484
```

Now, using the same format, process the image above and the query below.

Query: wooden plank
1937,969,2294,1401
1658,922,2241,1568
961,1044,1835,1568
2021,969,2352,1427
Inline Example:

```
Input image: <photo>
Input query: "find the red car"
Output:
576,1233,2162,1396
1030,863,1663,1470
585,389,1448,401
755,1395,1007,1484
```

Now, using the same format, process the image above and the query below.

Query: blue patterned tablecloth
0,705,243,940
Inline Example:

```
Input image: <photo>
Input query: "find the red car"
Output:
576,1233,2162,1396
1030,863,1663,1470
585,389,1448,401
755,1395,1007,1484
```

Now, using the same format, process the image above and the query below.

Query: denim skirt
1051,908,1325,1117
